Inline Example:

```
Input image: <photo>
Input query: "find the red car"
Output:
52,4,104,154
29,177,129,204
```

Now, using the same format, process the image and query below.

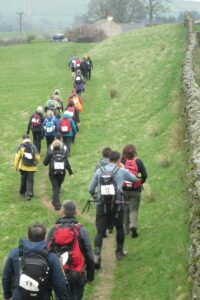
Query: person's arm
88,171,99,196
137,159,148,183
122,168,138,183
2,251,16,300
32,144,40,163
48,253,70,300
79,227,95,282
65,157,73,176
14,148,22,170
27,115,32,135
43,151,51,166
70,119,77,135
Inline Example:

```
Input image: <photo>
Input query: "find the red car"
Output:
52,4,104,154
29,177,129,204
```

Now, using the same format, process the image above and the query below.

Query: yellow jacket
14,143,40,172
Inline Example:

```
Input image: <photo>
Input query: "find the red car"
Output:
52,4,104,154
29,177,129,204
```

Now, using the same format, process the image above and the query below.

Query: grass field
0,23,189,299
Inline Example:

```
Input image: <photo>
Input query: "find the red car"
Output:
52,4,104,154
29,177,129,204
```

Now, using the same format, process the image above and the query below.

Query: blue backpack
44,119,55,137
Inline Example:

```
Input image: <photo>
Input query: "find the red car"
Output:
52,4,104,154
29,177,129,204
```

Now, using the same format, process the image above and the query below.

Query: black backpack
18,240,49,300
50,151,66,175
75,75,82,84
99,166,119,210
22,144,35,166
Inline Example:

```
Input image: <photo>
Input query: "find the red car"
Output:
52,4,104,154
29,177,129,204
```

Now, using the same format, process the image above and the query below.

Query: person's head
22,134,31,144
109,151,121,163
68,100,74,107
52,139,62,151
55,133,62,141
54,89,60,96
28,223,46,242
102,147,112,159
46,110,53,118
122,144,137,160
62,200,77,218
76,69,81,75
87,56,91,60
36,106,43,114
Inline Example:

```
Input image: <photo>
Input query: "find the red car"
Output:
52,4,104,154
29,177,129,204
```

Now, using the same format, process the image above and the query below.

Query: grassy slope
0,24,189,300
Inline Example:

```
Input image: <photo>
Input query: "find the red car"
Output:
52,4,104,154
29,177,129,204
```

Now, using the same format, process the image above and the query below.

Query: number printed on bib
101,185,115,195
54,162,64,170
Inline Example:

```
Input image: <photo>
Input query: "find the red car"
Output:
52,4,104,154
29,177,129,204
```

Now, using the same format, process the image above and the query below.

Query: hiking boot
94,255,101,270
103,232,108,238
130,227,138,238
27,195,31,201
116,250,128,261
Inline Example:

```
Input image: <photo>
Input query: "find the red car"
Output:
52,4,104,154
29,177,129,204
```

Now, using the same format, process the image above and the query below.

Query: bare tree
86,0,144,23
142,0,168,24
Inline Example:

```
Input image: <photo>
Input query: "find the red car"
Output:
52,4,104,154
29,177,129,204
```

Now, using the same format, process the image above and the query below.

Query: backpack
22,144,35,166
50,151,66,175
75,75,81,84
73,97,82,112
123,158,142,190
18,240,49,300
99,166,119,210
51,223,85,280
60,118,72,134
44,119,55,137
31,114,42,128
47,99,57,110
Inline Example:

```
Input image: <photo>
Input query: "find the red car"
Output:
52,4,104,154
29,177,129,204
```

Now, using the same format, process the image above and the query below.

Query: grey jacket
89,163,138,199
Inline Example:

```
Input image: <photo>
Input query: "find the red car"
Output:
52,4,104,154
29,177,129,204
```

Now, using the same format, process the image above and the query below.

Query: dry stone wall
183,14,200,300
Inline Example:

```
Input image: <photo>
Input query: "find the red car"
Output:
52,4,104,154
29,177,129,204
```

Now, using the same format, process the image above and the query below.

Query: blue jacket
88,163,138,201
2,239,70,300
60,113,77,137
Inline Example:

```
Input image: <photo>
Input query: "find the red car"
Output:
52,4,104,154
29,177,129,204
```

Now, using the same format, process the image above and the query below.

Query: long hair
122,144,137,160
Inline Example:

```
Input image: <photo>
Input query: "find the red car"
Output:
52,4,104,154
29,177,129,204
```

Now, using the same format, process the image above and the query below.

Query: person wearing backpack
47,200,95,300
53,89,64,113
2,222,70,300
42,110,58,149
65,100,80,143
88,151,138,269
14,134,40,200
59,112,77,156
74,69,85,96
121,144,148,238
43,139,73,210
27,106,45,153
44,96,59,115
86,56,93,80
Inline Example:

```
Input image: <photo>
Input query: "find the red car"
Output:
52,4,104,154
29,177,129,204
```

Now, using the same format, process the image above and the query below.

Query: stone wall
183,14,200,300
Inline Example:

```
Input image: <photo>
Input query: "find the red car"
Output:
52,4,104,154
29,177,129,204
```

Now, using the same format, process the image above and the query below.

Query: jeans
19,170,35,197
49,173,65,209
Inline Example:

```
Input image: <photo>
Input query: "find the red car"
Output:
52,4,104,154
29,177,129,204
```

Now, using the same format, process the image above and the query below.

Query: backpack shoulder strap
111,165,119,175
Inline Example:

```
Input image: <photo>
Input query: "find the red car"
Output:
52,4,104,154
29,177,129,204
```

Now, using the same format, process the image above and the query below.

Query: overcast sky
0,0,90,27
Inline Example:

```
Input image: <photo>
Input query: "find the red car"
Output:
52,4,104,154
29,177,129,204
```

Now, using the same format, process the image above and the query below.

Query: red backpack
31,114,42,128
60,118,72,133
51,223,85,276
123,158,142,189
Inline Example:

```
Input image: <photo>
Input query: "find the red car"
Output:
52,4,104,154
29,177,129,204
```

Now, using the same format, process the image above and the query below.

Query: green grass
0,23,189,299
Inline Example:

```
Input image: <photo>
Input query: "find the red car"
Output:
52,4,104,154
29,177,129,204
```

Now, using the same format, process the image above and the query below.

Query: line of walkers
15,87,83,208
2,200,95,300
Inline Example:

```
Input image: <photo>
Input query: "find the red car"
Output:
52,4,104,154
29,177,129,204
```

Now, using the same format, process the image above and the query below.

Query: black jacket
27,112,45,134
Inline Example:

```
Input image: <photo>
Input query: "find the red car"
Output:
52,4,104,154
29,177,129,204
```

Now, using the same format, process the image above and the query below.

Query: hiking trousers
62,136,73,156
32,130,42,153
49,173,65,209
55,276,85,300
45,136,55,149
94,203,125,255
19,170,35,197
123,190,141,234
